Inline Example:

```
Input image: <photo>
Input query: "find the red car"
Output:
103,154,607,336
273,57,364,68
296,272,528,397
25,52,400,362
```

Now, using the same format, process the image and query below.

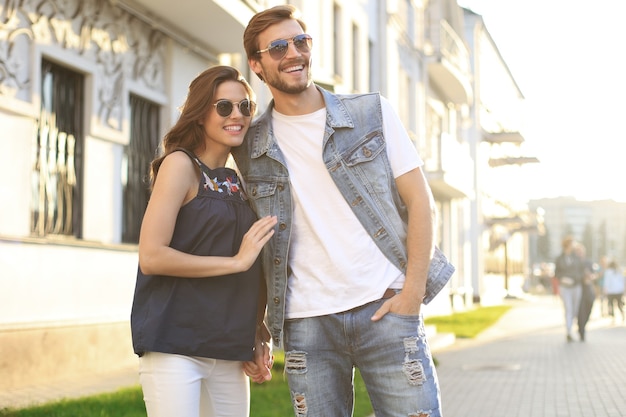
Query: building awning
483,131,525,144
488,156,540,167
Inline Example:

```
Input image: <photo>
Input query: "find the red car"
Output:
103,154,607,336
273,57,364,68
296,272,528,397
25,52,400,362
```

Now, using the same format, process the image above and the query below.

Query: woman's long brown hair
148,65,255,188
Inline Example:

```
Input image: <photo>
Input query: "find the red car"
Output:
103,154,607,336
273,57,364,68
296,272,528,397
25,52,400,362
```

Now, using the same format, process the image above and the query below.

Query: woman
554,236,584,342
603,260,625,323
130,66,276,417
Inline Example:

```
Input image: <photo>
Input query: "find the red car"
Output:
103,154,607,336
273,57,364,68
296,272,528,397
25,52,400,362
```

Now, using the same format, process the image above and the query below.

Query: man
554,236,585,342
235,5,454,416
574,243,595,341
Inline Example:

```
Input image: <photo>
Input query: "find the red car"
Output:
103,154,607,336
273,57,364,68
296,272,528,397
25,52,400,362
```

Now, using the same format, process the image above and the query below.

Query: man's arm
371,166,435,320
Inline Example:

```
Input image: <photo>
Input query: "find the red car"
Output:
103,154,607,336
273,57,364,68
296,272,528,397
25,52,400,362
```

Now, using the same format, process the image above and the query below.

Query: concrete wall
0,240,139,389
0,322,136,390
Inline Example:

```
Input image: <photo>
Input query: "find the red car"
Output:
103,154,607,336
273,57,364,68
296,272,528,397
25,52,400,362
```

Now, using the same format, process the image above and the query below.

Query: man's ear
249,58,264,82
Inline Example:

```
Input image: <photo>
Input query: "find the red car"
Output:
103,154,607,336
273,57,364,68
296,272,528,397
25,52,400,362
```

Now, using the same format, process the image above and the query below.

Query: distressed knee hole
402,336,425,385
404,336,419,353
292,392,307,417
408,413,429,417
285,350,307,374
403,359,426,386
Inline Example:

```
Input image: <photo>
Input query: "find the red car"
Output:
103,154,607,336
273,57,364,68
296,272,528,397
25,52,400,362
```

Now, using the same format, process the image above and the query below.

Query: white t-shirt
273,96,423,319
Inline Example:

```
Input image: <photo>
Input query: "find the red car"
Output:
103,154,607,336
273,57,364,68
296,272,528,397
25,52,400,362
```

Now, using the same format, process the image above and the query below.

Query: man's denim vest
232,87,455,346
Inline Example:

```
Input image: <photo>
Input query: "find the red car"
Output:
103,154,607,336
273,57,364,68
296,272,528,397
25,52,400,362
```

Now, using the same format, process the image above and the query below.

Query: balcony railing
423,133,474,198
436,20,470,77
426,19,472,104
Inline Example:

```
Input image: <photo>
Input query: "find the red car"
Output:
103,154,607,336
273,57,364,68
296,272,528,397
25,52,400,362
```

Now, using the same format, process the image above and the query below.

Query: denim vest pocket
336,130,390,195
245,181,278,218
341,130,385,166
247,181,277,199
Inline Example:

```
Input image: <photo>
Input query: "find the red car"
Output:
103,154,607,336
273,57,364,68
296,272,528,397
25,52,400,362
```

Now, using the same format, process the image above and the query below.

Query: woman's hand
234,216,277,272
244,323,273,383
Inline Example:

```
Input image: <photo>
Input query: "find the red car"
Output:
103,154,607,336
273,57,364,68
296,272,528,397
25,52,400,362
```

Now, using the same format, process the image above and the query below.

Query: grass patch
0,387,146,417
425,305,512,338
1,305,511,417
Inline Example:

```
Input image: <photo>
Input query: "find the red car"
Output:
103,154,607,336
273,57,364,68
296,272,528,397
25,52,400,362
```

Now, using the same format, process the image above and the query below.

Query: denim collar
249,85,354,159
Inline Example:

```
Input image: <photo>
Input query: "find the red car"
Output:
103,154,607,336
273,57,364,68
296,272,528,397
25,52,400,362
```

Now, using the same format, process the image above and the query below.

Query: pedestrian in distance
574,243,596,341
595,255,610,316
234,5,454,417
553,236,585,342
130,66,277,417
603,260,625,323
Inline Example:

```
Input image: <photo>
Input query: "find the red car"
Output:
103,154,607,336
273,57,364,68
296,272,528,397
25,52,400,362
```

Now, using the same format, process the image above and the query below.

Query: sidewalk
434,295,626,417
2,295,625,416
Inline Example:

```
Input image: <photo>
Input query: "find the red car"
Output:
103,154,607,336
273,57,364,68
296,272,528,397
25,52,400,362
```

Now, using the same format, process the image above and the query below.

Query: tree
597,220,607,259
582,222,594,259
562,224,574,241
622,229,626,264
536,226,551,262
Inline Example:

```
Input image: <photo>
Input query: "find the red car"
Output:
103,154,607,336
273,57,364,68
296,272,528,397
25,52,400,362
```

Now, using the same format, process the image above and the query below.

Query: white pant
560,285,582,335
139,352,249,417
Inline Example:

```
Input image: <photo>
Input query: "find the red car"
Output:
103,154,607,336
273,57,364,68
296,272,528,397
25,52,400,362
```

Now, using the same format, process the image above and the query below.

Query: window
122,94,160,243
32,60,84,238
352,23,360,92
424,102,443,172
333,3,343,79
398,70,410,128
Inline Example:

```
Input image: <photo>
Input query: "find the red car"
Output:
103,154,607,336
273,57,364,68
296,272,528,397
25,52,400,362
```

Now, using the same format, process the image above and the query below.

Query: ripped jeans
283,298,442,417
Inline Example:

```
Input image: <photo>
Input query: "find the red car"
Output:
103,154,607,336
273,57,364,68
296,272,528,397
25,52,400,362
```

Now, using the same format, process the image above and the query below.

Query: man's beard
264,61,312,94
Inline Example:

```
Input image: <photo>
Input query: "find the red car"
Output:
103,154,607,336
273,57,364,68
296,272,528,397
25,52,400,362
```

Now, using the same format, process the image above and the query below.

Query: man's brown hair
243,4,307,63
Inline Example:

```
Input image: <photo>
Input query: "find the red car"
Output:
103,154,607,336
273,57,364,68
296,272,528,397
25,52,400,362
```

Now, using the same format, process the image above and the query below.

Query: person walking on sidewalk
234,5,454,417
603,260,625,323
554,236,585,342
595,255,610,316
575,243,596,341
130,66,276,417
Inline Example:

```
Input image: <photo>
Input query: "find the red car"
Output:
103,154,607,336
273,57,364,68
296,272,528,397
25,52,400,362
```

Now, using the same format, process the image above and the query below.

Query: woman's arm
138,151,276,277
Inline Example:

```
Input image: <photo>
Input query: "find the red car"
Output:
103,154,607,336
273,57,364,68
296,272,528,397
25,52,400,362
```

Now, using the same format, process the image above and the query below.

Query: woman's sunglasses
213,99,255,117
256,34,313,60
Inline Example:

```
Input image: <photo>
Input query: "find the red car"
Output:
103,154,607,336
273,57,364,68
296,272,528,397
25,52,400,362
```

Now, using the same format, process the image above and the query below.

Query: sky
457,0,626,203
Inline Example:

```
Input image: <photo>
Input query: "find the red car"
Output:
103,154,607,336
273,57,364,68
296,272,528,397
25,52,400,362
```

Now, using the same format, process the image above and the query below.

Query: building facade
463,9,542,302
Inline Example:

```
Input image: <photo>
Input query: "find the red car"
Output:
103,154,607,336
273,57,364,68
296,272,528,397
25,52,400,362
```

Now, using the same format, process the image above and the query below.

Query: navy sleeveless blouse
131,149,261,361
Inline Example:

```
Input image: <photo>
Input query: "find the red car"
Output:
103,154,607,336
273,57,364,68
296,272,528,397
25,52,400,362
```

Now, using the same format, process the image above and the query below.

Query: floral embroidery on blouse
202,171,246,200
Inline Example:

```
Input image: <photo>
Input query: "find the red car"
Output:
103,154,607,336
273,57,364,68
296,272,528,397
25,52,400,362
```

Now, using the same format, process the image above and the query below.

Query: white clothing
139,352,249,417
603,268,625,294
559,285,582,336
272,97,423,319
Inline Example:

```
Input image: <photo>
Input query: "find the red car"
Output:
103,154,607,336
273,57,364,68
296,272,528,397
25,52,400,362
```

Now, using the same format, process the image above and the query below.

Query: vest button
274,258,281,265
273,297,280,304
279,223,287,231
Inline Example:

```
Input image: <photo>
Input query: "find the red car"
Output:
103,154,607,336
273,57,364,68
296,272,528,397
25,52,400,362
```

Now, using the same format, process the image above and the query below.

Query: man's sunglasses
256,34,313,60
213,99,255,117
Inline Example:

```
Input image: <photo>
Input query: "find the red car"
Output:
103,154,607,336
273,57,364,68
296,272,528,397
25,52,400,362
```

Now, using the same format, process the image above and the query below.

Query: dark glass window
32,60,84,238
122,94,160,243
